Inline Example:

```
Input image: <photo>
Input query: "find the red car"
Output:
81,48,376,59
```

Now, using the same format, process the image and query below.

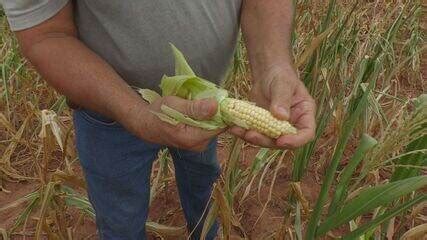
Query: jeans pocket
77,109,121,128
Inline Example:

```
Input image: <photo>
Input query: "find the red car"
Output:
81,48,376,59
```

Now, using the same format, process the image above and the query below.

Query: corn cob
220,98,297,138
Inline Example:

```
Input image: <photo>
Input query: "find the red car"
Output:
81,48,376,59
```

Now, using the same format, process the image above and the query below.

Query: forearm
241,0,295,80
21,34,146,133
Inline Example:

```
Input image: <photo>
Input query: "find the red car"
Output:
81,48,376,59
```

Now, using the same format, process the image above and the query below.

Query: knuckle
187,101,198,117
159,96,172,107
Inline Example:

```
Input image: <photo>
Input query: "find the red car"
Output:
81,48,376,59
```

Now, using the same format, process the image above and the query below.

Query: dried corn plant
203,0,426,239
1,0,426,239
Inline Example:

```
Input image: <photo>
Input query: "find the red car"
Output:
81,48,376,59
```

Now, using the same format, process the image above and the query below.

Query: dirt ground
0,141,325,240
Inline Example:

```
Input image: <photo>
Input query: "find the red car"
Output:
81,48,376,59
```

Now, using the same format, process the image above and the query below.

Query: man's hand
229,65,316,149
238,0,316,149
134,97,223,152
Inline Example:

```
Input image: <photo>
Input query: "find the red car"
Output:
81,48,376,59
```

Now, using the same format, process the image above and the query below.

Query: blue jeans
73,109,220,239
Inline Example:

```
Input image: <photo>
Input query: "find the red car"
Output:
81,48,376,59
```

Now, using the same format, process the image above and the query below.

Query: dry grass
0,0,426,239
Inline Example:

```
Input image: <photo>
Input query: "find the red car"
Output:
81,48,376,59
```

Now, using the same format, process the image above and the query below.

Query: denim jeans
73,109,220,239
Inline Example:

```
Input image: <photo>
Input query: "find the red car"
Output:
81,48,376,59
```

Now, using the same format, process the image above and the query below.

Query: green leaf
342,194,427,240
391,94,427,181
317,176,427,236
391,134,427,181
10,192,40,232
64,194,95,218
328,134,378,214
306,66,379,238
295,203,303,240
249,148,271,174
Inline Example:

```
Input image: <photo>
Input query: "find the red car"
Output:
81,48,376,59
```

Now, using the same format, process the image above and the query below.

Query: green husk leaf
159,45,229,128
159,75,197,98
170,43,196,76
160,75,226,101
150,110,180,126
137,89,161,104
160,105,219,130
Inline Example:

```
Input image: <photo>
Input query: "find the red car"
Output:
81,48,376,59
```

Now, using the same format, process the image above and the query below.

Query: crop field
0,0,426,239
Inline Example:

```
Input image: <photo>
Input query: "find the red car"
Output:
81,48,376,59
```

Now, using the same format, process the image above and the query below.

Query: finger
289,83,315,121
276,127,315,148
183,124,224,142
276,110,316,148
270,77,296,120
243,130,276,148
172,126,219,150
228,126,273,146
292,95,316,132
228,126,247,138
162,96,218,120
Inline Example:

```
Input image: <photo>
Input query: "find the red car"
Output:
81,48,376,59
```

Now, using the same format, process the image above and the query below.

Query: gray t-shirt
1,0,242,91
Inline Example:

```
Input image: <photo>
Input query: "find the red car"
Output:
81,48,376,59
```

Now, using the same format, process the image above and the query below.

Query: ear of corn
220,98,297,138
138,44,297,138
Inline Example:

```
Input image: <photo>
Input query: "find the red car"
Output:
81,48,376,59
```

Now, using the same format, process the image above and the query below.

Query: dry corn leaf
52,170,87,190
296,22,336,68
35,181,57,240
0,117,31,180
0,228,8,240
400,223,427,240
0,113,15,134
290,182,311,215
39,110,64,151
1,116,28,165
146,221,186,237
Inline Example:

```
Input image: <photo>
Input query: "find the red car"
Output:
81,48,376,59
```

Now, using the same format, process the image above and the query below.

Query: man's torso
2,0,242,91
75,0,242,91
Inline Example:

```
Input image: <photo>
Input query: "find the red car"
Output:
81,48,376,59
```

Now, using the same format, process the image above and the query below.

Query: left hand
229,64,316,149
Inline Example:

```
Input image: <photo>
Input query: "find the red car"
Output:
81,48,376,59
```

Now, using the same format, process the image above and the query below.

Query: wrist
247,45,293,74
251,59,298,84
116,99,150,137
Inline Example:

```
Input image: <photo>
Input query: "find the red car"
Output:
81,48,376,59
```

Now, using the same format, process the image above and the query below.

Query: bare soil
0,142,324,240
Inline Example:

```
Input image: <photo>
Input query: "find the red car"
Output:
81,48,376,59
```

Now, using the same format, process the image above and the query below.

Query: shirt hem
7,0,69,31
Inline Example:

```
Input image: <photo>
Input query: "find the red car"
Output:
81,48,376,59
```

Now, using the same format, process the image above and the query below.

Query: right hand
133,96,223,151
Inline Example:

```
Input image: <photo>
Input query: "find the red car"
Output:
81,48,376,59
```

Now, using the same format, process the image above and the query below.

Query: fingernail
200,99,214,117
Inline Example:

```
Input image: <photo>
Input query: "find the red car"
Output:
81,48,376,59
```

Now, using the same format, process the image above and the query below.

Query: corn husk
139,44,229,130
139,44,297,137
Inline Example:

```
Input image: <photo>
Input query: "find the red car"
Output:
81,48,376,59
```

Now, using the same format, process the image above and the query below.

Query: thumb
164,96,218,120
270,80,294,120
